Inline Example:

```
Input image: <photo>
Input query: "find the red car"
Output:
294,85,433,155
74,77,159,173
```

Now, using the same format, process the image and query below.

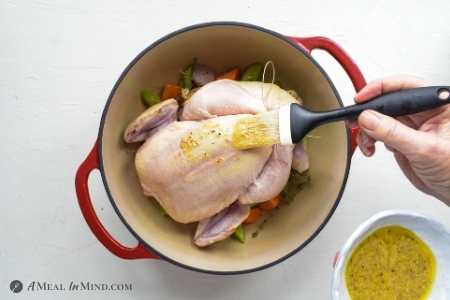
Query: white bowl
332,210,450,300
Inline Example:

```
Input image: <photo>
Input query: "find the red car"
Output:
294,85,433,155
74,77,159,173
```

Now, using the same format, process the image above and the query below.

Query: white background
1,0,449,299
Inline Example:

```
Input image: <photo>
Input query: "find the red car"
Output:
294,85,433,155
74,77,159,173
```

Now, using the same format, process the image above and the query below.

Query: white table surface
1,0,449,299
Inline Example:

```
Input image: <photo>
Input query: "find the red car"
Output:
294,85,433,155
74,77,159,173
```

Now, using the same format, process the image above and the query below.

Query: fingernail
354,93,363,102
360,111,380,131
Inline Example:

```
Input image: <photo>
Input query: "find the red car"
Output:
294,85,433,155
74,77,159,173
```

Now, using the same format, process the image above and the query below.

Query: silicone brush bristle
231,110,281,149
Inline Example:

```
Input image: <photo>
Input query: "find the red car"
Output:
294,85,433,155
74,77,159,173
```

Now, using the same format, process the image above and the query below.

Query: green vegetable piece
232,225,245,243
180,64,194,90
140,89,160,107
241,63,263,81
274,80,283,88
282,170,311,204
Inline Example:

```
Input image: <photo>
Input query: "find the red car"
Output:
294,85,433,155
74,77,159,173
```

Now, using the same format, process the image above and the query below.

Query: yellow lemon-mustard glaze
345,225,436,300
231,116,278,150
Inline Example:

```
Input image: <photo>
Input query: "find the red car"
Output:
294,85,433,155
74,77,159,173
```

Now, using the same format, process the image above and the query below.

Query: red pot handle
75,141,158,259
289,36,367,152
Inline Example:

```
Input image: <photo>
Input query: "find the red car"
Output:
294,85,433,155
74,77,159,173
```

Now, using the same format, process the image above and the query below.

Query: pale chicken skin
135,114,271,224
124,79,309,247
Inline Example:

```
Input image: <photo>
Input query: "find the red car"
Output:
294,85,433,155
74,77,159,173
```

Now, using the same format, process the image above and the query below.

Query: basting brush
231,86,450,149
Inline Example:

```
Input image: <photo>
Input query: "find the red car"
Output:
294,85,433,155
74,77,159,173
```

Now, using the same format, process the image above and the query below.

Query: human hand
355,75,450,205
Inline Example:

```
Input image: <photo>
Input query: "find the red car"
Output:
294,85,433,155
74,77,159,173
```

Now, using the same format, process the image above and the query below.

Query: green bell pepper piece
241,63,263,81
232,225,245,243
180,64,194,90
140,89,160,107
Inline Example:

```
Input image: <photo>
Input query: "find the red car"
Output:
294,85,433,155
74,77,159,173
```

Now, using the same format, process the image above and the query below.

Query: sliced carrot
161,84,181,100
217,68,240,80
244,207,262,224
259,195,281,211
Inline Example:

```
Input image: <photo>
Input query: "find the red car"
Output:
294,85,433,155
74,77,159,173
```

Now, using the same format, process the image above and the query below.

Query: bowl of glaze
332,210,450,299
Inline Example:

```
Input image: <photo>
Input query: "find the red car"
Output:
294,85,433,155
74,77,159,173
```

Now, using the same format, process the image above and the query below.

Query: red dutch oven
75,22,366,274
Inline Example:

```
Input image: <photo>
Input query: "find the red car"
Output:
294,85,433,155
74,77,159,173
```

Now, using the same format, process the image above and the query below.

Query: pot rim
97,21,352,275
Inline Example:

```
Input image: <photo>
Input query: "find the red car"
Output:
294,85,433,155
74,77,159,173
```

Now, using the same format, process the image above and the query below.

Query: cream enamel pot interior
75,22,366,274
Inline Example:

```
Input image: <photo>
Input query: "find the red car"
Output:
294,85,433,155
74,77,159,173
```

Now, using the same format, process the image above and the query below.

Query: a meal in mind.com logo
9,280,132,293
9,280,23,293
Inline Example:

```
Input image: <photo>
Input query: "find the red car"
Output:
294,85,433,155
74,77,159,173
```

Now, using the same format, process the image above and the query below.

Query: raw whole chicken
124,79,309,247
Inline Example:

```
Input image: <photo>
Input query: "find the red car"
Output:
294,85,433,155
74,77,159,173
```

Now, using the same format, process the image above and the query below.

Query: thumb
358,110,431,157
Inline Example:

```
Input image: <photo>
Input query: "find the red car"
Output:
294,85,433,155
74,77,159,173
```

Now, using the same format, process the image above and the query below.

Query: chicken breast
135,114,271,223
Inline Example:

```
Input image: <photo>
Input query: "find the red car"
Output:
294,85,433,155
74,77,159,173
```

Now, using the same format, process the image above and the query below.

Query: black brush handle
290,86,450,143
320,86,450,122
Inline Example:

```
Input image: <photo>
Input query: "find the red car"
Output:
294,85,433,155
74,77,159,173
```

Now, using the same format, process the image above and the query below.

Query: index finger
354,74,426,103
